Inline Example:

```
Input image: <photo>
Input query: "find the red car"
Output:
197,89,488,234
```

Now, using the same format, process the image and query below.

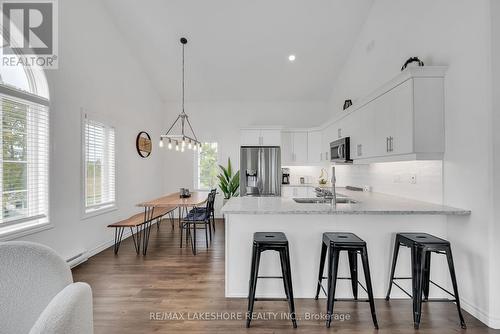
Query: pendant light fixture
159,37,201,151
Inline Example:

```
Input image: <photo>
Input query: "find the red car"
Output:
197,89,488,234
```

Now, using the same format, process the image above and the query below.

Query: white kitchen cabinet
333,67,446,163
373,79,413,157
281,131,308,164
240,128,281,146
307,131,322,163
350,103,376,159
260,129,282,146
281,132,293,163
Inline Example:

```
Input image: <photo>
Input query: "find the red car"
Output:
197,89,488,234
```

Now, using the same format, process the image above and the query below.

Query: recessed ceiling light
288,54,296,62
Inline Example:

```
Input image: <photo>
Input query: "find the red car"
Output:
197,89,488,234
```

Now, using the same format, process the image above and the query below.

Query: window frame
0,85,51,240
193,142,219,191
81,112,117,219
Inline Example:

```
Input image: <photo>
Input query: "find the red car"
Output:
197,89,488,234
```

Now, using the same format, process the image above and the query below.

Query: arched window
0,56,49,237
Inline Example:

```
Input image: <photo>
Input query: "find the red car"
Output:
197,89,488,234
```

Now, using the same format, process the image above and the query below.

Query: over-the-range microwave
330,137,352,163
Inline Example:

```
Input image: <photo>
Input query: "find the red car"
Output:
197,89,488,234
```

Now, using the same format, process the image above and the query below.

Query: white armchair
0,241,93,334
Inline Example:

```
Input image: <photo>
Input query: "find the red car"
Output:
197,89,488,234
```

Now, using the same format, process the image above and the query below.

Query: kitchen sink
293,197,358,204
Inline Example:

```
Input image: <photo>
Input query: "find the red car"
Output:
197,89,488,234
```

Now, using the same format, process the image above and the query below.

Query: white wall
12,0,167,260
163,100,328,215
326,0,496,327
490,0,500,323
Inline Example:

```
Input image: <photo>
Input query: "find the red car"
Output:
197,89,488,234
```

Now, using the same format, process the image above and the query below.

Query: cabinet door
390,80,414,155
307,131,322,163
350,104,376,159
293,132,308,163
374,79,413,156
261,129,281,146
281,132,293,164
241,129,261,146
374,89,395,156
322,123,336,161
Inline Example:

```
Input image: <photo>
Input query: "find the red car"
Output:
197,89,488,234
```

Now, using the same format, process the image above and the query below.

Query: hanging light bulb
193,143,197,151
182,137,186,147
175,141,179,151
188,139,192,149
159,138,164,148
181,145,185,152
167,139,172,150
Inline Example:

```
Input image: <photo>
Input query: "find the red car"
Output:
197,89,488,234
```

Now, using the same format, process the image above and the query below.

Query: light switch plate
410,174,417,184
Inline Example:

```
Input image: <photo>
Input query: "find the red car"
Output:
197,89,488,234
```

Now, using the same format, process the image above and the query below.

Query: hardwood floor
73,219,498,334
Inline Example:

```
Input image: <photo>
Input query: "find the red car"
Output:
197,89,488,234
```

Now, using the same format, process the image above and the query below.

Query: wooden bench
108,205,177,255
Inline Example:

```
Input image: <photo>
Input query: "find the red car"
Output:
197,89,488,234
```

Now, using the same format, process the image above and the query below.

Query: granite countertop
221,188,471,215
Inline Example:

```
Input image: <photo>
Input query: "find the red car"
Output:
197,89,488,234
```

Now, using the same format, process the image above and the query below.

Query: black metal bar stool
314,232,378,329
386,233,466,329
247,232,297,328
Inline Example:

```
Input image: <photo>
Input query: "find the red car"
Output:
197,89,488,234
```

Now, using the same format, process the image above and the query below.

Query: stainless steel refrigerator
240,146,281,196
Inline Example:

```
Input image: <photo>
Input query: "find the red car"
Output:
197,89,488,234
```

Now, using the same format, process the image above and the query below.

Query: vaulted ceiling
102,0,373,102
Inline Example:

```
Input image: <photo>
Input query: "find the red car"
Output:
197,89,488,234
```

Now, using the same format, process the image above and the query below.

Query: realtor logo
1,0,58,68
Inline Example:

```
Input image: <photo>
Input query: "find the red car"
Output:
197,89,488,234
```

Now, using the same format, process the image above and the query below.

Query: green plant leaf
217,158,239,199
227,158,232,177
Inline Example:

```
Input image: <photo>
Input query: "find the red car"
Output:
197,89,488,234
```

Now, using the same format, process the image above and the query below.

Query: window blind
0,94,49,225
84,117,115,212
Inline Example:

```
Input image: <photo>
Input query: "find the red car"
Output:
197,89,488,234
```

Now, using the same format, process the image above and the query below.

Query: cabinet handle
386,137,389,152
338,128,342,138
326,152,329,160
357,144,362,156
390,136,394,152
320,152,323,161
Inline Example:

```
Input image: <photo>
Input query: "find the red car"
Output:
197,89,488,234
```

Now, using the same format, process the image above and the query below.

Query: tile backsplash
286,161,443,204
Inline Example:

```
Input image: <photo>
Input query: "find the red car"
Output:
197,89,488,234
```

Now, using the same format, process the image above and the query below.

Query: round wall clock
136,131,152,158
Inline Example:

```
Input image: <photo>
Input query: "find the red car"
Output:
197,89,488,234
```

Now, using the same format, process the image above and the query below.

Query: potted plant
218,158,240,203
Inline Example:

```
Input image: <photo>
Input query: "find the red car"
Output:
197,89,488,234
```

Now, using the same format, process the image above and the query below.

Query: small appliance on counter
282,168,290,185
180,188,191,198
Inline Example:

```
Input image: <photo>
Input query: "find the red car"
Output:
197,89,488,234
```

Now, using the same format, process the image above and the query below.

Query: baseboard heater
66,250,88,268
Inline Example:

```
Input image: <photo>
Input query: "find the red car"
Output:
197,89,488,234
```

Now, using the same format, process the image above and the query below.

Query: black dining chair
189,188,217,233
181,191,215,255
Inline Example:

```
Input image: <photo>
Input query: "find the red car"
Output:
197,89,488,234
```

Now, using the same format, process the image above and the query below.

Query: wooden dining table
137,191,209,254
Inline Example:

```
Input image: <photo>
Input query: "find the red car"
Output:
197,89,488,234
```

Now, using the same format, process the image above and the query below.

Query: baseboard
460,297,500,329
70,229,134,269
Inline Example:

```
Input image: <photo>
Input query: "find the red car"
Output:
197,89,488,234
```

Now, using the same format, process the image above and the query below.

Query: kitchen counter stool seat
314,232,378,329
246,232,297,328
386,232,466,329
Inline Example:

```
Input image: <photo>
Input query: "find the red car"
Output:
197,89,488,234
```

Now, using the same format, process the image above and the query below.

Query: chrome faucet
314,167,337,209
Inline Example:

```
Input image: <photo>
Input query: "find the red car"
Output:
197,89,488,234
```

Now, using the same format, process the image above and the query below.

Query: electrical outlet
363,185,371,192
410,174,417,184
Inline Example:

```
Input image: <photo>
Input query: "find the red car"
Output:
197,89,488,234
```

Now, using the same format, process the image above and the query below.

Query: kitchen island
221,189,470,299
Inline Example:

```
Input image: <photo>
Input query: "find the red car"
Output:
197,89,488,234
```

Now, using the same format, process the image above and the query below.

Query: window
195,142,218,190
83,115,115,214
0,96,48,226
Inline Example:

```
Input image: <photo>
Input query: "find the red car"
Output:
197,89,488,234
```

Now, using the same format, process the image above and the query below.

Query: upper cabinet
239,67,447,165
323,67,446,163
307,130,322,163
241,128,281,146
281,131,308,165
